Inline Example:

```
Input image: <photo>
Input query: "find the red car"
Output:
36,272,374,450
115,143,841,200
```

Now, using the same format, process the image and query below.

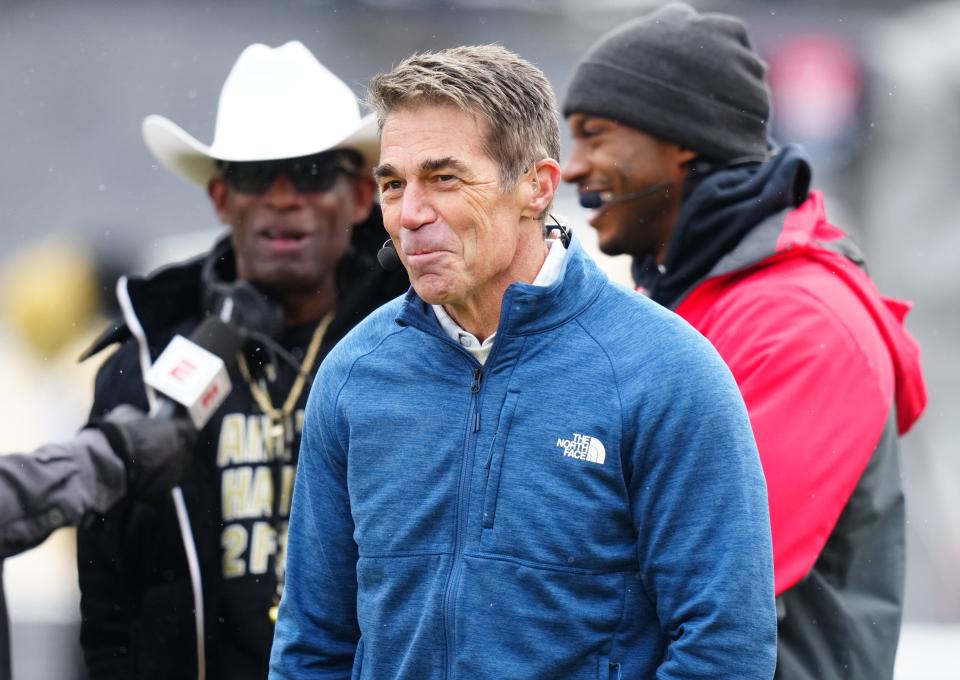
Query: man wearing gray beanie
563,3,927,679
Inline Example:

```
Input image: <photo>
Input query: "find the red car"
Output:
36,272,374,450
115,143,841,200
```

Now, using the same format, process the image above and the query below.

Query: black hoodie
634,144,812,308
77,209,408,680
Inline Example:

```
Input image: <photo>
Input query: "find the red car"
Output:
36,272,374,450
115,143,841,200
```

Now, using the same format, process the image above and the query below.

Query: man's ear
672,146,698,172
207,178,231,225
521,158,562,220
350,176,377,224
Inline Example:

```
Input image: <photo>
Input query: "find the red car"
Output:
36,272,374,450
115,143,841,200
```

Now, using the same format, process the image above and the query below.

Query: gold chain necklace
235,311,333,623
237,312,332,456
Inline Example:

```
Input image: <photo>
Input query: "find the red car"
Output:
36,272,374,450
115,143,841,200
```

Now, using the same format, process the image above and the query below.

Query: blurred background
0,0,957,677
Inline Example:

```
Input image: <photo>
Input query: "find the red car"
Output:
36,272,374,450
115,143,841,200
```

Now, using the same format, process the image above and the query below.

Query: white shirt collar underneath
433,237,568,365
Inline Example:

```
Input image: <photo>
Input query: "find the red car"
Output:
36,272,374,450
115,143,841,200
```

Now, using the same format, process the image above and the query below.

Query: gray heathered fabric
563,2,770,162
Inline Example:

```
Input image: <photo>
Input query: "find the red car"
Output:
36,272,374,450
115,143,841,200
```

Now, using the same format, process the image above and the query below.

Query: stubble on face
562,114,692,263
376,106,536,312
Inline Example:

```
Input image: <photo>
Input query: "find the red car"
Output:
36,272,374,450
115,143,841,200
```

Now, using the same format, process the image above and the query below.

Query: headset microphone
377,239,402,271
578,181,671,209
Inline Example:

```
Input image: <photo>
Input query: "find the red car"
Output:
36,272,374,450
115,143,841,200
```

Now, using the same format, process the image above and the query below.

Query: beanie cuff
563,61,768,161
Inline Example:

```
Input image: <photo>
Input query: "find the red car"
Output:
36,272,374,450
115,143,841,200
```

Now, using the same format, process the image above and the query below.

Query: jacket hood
635,144,812,306
635,143,924,434
768,193,927,435
79,249,207,360
666,172,927,436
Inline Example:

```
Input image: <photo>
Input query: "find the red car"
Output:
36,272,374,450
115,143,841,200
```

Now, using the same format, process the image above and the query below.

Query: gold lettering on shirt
217,413,246,467
250,466,274,517
217,411,305,579
249,522,278,575
222,524,248,578
222,467,252,521
279,465,295,517
222,466,275,521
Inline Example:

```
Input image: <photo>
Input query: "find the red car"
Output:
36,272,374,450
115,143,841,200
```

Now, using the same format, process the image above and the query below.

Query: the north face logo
556,433,606,465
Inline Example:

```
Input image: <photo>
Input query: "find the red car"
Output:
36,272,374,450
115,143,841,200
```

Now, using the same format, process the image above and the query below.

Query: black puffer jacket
77,209,407,680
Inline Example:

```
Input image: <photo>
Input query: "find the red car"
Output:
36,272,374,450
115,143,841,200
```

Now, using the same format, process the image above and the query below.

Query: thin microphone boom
578,181,670,209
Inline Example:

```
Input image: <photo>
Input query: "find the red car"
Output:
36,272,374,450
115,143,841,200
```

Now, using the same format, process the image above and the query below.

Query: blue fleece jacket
270,234,776,680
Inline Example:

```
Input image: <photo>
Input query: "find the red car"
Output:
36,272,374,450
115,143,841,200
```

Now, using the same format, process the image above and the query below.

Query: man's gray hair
369,44,560,188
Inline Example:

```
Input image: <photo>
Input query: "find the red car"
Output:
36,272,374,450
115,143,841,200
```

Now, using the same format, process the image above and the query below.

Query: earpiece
547,214,571,248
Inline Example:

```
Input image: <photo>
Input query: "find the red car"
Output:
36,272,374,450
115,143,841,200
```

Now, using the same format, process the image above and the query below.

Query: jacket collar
80,247,207,360
395,230,605,340
635,144,812,308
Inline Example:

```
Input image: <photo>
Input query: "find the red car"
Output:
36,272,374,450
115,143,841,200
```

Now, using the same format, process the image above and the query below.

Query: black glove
93,404,195,500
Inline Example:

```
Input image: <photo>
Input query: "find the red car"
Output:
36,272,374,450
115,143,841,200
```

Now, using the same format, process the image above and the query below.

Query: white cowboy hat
142,41,379,186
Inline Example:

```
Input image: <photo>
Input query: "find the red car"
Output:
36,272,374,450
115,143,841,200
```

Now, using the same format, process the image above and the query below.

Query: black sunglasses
217,150,362,195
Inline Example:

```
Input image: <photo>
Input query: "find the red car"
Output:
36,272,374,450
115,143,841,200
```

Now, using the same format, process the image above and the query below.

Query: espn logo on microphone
145,335,232,428
169,358,198,382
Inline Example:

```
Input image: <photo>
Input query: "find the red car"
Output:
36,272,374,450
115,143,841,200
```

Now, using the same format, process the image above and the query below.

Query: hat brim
142,113,381,187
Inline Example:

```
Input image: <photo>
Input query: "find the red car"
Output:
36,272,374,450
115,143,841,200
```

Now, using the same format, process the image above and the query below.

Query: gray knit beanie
563,2,770,162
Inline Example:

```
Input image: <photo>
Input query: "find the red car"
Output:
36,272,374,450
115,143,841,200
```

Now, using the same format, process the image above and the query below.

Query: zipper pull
471,368,482,432
471,367,483,393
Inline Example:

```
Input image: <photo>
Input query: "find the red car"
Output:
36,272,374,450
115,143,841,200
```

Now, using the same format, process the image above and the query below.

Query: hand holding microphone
89,317,243,501
92,405,195,500
87,317,242,501
136,316,244,680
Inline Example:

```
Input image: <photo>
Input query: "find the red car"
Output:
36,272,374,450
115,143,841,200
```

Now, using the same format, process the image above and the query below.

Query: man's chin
248,265,328,295
411,277,459,307
595,232,628,257
589,217,628,257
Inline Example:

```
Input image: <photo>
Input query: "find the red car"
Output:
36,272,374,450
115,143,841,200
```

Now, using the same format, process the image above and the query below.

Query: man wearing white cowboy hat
76,41,407,680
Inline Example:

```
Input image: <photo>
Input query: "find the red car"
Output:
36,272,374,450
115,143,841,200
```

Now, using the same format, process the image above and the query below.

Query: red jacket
675,190,926,594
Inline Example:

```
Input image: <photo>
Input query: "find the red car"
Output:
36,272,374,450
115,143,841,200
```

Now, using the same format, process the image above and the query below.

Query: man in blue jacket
270,44,777,679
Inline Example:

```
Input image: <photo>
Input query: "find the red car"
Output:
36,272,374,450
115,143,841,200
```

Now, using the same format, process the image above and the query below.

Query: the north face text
556,433,606,465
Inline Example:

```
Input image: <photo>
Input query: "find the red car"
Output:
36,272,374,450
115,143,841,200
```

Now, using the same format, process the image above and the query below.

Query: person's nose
561,141,591,185
263,172,304,211
398,182,436,231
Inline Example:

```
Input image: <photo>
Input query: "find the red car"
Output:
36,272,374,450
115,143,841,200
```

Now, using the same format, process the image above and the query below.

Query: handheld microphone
143,320,244,680
144,317,244,428
578,181,671,209
377,239,402,271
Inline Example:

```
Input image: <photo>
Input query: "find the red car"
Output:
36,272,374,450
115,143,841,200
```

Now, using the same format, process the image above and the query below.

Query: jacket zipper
441,365,483,679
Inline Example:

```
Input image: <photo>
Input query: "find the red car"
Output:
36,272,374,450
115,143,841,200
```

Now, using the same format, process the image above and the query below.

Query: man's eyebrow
420,157,469,175
373,157,470,181
573,115,599,134
372,163,398,181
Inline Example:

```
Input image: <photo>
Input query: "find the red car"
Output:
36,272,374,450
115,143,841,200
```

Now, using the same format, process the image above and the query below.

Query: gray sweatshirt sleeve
0,429,127,558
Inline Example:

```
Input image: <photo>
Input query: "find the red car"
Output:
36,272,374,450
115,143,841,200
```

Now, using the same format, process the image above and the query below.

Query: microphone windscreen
377,244,402,271
189,317,244,359
578,192,603,209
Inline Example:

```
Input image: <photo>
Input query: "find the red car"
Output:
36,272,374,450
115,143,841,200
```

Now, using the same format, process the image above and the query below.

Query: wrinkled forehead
375,104,492,177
